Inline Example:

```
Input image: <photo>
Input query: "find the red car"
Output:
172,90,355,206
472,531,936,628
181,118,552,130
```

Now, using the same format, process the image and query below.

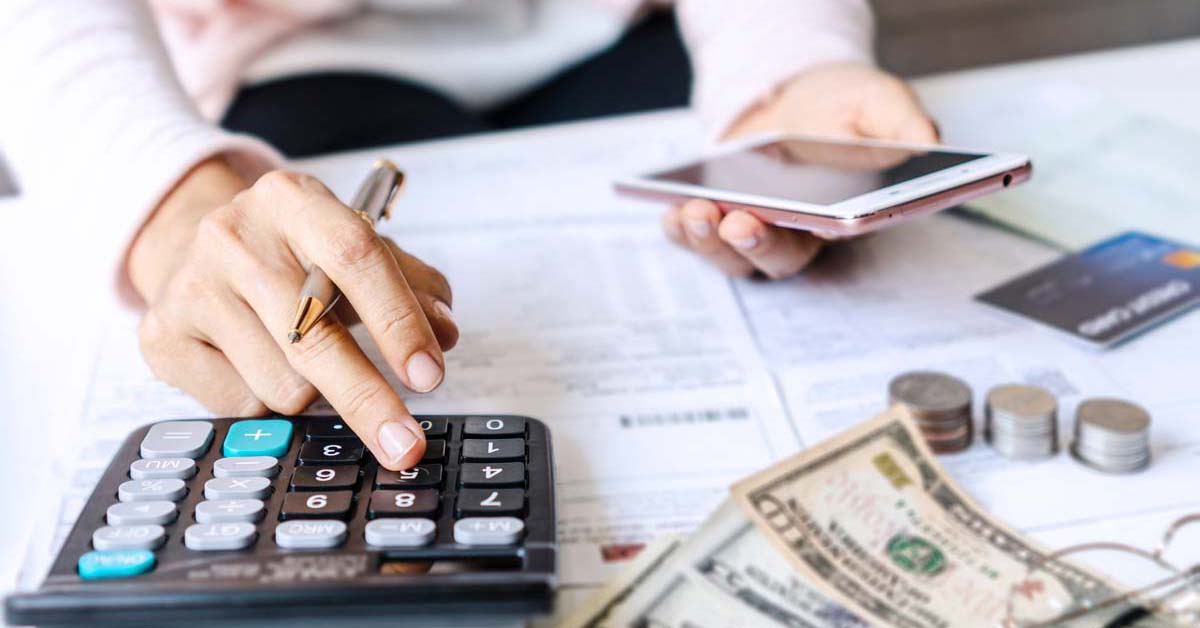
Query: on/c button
78,549,155,580
223,419,293,457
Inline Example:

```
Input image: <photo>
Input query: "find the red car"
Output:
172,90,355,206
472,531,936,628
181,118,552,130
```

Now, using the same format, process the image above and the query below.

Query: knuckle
137,309,176,358
377,299,423,339
264,376,317,415
327,221,387,270
196,207,242,248
338,376,391,420
286,319,347,369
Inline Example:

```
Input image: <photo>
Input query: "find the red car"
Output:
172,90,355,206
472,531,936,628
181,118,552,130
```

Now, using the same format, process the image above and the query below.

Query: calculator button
298,441,363,465
213,456,279,478
416,417,449,438
223,419,293,458
453,517,525,546
275,520,347,549
460,462,524,487
290,466,359,491
139,421,214,459
464,417,525,438
461,439,524,461
129,457,196,480
364,518,436,548
184,522,257,551
375,464,443,489
118,478,187,503
305,418,356,440
280,491,354,520
421,439,447,462
368,489,439,518
195,499,266,524
106,501,177,526
455,489,525,517
77,549,156,580
92,525,166,551
204,476,272,500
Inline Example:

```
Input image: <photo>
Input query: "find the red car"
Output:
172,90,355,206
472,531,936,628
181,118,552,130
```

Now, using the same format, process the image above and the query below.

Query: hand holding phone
616,134,1031,238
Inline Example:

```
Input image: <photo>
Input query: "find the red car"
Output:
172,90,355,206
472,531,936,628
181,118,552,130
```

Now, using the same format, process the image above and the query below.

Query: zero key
464,417,524,438
461,439,524,461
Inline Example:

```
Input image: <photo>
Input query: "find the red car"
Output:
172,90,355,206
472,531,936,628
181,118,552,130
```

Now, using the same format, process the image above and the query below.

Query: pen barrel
301,267,340,315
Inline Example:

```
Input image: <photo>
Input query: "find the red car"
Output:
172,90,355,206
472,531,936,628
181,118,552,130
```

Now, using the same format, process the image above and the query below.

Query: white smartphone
614,133,1031,237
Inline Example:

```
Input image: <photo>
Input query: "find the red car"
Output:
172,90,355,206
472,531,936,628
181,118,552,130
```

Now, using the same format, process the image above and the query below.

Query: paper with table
17,110,1200,621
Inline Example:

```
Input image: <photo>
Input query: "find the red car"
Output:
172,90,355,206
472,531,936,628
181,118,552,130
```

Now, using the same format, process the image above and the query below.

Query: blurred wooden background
874,0,1200,75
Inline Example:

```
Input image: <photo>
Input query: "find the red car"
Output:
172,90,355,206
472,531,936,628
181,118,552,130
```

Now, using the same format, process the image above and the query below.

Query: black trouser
221,13,691,157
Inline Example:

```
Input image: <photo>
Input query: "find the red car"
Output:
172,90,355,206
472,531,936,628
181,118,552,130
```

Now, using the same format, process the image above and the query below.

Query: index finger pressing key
274,179,445,394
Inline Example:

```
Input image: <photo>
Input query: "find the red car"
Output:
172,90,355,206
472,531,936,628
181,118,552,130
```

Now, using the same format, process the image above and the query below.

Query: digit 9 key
4,415,556,626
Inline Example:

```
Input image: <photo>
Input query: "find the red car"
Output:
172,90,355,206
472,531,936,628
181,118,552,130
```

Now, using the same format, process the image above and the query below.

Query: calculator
5,415,556,627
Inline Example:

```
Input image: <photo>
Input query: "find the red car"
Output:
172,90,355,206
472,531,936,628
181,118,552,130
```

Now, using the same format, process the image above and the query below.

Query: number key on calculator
4,415,556,627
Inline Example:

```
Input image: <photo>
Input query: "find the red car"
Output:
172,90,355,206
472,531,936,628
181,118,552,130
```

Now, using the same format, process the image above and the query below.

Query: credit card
975,232,1200,348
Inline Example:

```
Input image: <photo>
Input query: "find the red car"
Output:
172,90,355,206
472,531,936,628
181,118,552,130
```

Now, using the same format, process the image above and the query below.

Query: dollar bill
566,500,868,627
731,407,1166,627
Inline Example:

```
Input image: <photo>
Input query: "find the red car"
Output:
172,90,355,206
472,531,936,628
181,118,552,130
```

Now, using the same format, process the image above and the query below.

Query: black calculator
5,415,556,627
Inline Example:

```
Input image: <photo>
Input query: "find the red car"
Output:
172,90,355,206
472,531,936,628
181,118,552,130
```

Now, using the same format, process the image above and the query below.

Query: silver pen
288,159,405,343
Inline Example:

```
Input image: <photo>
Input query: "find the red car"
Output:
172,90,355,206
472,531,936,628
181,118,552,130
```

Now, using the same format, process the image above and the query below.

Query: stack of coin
1071,398,1152,473
888,371,974,454
984,384,1058,460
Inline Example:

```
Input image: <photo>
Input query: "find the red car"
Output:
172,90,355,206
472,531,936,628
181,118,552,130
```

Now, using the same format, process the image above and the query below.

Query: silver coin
1071,398,1151,473
985,384,1058,460
1076,399,1150,434
889,371,972,417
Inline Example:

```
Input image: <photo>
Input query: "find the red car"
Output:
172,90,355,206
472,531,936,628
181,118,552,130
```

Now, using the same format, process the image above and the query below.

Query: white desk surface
4,37,1200,596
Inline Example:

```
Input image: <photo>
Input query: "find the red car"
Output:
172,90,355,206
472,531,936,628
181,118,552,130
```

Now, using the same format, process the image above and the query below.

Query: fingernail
731,235,759,250
406,350,444,392
686,219,711,238
432,299,454,323
378,421,420,464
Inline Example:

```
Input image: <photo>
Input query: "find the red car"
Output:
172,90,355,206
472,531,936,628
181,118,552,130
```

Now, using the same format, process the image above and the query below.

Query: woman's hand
128,158,458,470
662,62,940,278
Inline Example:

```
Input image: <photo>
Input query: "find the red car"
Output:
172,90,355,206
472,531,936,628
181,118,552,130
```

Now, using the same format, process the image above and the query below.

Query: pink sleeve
675,0,874,138
0,0,283,308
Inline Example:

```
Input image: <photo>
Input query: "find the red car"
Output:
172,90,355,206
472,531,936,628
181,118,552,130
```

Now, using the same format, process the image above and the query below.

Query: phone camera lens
1002,174,1013,187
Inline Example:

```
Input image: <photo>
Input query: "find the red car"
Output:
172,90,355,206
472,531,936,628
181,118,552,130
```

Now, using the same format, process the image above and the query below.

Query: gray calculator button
213,456,279,478
139,421,214,459
364,518,436,548
453,517,524,546
106,501,177,526
118,478,187,502
275,520,347,549
185,522,257,551
204,477,272,500
195,499,266,524
92,525,166,551
129,457,196,480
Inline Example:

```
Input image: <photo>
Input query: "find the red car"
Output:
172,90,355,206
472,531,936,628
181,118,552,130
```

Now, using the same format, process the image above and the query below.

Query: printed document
18,111,1200,613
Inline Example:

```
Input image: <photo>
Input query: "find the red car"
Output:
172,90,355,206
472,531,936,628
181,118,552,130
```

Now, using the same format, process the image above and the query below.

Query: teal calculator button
78,549,155,579
223,419,293,457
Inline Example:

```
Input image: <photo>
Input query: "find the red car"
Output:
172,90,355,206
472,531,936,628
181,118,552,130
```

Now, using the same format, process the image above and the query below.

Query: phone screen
647,138,988,205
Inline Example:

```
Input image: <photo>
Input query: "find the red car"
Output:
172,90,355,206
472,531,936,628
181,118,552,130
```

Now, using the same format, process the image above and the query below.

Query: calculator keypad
66,415,548,586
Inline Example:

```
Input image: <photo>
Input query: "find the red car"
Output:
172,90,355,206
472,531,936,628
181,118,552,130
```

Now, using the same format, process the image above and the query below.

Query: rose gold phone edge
614,159,1033,238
